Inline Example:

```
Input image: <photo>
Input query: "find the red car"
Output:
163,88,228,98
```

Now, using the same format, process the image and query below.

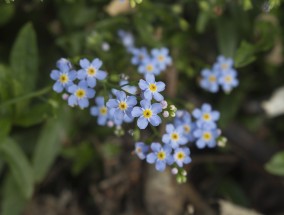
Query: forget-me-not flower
90,96,109,125
67,81,95,109
200,68,220,93
131,47,149,65
77,58,107,88
146,142,174,172
50,58,76,93
218,69,239,93
139,74,165,102
213,55,234,72
193,123,219,149
118,30,135,51
138,58,160,76
162,124,188,149
106,90,137,121
131,99,162,129
134,142,149,160
192,103,220,127
151,47,172,71
173,147,191,167
174,110,196,142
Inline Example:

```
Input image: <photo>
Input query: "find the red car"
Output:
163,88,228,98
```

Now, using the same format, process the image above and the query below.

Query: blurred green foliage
0,0,284,214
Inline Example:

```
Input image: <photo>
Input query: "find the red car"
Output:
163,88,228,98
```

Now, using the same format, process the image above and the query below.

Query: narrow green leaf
1,174,28,215
33,108,71,182
10,22,38,94
0,138,34,198
265,151,284,176
234,41,256,68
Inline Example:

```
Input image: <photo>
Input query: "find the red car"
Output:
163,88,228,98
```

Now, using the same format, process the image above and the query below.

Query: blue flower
77,58,107,88
146,142,174,172
112,80,137,96
90,96,109,125
138,58,161,76
118,30,135,51
213,55,234,72
134,142,149,160
192,103,220,127
218,69,239,93
162,124,188,149
106,90,137,121
131,99,162,129
151,47,172,71
193,123,219,148
67,81,96,109
200,68,220,93
131,47,149,65
109,107,134,126
173,147,191,167
139,74,165,102
174,110,196,142
50,58,76,93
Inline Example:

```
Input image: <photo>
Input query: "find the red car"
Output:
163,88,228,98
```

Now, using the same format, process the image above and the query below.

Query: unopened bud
163,111,169,118
161,100,168,109
171,168,178,175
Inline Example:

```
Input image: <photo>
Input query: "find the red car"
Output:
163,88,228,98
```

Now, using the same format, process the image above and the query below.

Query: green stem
0,86,51,108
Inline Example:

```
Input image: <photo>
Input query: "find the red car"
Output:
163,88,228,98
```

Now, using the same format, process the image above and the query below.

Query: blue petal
137,116,148,129
68,70,77,81
162,134,170,144
96,70,107,80
151,142,161,152
140,99,151,109
79,58,90,69
50,70,60,80
90,107,99,116
106,99,118,108
98,115,107,125
155,160,166,172
202,103,211,112
149,115,161,126
192,109,201,118
78,80,88,88
166,124,174,133
95,97,104,106
131,107,143,117
146,153,156,164
151,103,162,114
116,91,126,101
78,98,89,109
184,156,192,164
126,96,137,106
86,88,95,98
68,95,77,107
138,79,148,90
68,84,77,93
77,69,86,80
153,92,164,102
156,81,165,92
114,109,124,120
53,82,64,93
145,74,155,83
196,139,206,149
193,129,202,138
211,111,220,120
91,58,102,68
143,90,153,100
87,77,96,88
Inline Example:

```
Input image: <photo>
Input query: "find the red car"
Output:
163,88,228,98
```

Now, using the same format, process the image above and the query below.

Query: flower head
131,99,162,129
218,69,239,93
173,147,191,167
77,58,107,88
162,124,188,149
131,47,149,65
174,110,196,142
118,30,135,50
90,96,109,125
213,55,234,72
192,103,220,127
146,142,174,172
193,123,219,148
139,74,165,102
106,90,137,121
67,81,95,109
200,68,220,93
151,47,172,71
134,142,149,160
138,58,160,76
50,58,76,93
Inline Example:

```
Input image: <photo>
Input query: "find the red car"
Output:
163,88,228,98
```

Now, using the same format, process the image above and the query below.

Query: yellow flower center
136,147,142,153
118,101,128,111
75,88,86,99
146,64,154,72
158,55,164,62
209,75,216,83
176,152,185,160
99,107,107,115
171,132,179,141
157,151,166,160
221,63,228,70
225,75,232,83
149,83,157,92
87,67,96,76
143,109,153,118
184,125,190,133
203,132,212,141
203,113,211,121
59,74,69,84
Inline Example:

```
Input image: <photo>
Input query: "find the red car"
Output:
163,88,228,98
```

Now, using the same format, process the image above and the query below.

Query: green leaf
234,41,256,68
10,22,38,94
0,138,34,198
265,151,284,176
33,108,71,182
0,118,12,140
0,174,28,215
0,4,15,26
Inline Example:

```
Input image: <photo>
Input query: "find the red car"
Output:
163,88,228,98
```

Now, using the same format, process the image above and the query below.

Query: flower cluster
50,58,107,109
134,103,221,181
200,56,239,93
